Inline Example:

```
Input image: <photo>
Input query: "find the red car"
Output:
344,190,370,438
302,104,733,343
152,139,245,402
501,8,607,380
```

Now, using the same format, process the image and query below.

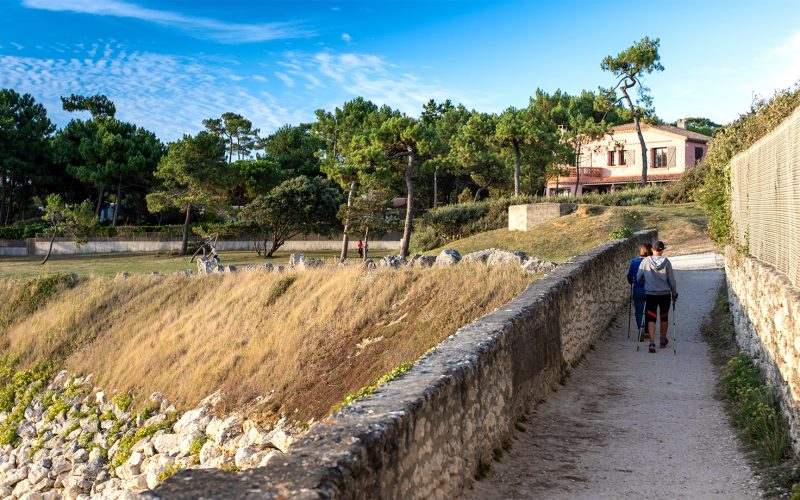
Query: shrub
189,434,206,464
331,362,413,413
0,220,48,239
723,353,790,463
113,392,133,412
157,464,181,482
609,227,634,239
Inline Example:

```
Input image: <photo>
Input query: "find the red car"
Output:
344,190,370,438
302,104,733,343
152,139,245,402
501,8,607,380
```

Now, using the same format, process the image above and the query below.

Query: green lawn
426,204,714,263
0,248,393,279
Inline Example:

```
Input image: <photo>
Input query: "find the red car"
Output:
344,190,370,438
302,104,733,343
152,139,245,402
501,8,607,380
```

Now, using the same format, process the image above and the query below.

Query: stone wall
725,247,800,449
155,229,656,499
508,203,576,231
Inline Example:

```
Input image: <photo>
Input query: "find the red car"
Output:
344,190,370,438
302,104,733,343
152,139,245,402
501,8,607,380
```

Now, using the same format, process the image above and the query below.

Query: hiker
357,240,363,258
637,240,678,353
627,242,653,339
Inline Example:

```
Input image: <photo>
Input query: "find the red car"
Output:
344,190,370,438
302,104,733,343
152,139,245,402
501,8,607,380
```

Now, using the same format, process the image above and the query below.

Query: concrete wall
508,203,576,231
0,238,400,256
725,247,800,450
155,229,656,499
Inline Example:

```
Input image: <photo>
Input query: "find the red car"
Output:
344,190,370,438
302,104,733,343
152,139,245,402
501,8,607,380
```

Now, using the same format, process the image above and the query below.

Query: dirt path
464,258,760,499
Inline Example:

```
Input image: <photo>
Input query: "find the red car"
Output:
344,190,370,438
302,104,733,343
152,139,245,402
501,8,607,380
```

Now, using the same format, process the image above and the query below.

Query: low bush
0,220,48,239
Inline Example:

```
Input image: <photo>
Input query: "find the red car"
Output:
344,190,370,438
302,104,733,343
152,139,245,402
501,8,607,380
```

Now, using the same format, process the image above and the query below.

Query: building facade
546,122,713,196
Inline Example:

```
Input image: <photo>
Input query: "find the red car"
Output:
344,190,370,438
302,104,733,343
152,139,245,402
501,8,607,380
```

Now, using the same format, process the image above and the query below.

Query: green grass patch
264,276,297,307
331,362,413,414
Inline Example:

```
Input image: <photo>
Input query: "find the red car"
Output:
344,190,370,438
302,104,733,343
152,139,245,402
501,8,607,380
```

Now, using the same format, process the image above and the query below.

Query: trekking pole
627,284,633,340
672,300,677,355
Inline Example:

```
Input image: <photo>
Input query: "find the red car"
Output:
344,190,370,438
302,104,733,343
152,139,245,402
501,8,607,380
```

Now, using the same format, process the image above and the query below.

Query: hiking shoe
648,343,656,353
660,338,669,349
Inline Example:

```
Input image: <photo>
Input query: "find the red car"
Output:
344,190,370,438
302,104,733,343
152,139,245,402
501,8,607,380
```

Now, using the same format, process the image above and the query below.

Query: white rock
0,486,12,498
240,426,271,448
1,465,29,487
486,249,527,266
50,457,71,476
95,392,106,406
72,448,89,463
121,474,148,491
173,408,207,434
17,490,42,500
267,430,294,453
435,248,461,267
27,463,48,484
178,432,203,456
253,450,280,468
114,463,139,480
199,391,223,409
198,440,222,466
152,433,179,455
209,414,241,443
234,446,256,469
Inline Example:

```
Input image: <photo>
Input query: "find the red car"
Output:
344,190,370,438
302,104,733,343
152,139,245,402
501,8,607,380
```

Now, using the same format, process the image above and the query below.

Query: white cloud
22,0,313,43
0,44,307,140
341,33,352,43
275,72,295,88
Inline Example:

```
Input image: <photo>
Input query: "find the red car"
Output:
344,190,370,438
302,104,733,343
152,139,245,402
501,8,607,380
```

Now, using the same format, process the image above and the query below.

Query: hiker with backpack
637,240,678,353
627,243,653,340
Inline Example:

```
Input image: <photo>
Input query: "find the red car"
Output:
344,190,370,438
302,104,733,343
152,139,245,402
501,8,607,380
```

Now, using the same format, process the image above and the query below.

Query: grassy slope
1,265,530,425
0,249,393,280
428,204,713,263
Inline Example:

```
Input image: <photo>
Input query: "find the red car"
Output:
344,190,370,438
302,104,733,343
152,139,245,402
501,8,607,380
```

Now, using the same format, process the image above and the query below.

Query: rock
378,255,407,269
288,253,305,267
222,265,237,273
208,414,241,443
240,426,271,448
52,370,69,388
435,248,461,267
114,272,129,280
234,446,256,469
27,463,48,484
486,249,527,266
196,256,220,275
17,490,42,500
200,391,223,409
18,420,37,439
177,432,202,456
131,438,155,457
50,457,71,476
361,259,376,270
121,474,148,491
152,433,179,455
298,258,323,270
198,440,223,466
174,408,209,434
1,465,29,487
146,469,165,490
521,257,557,275
252,450,280,468
72,448,89,463
95,391,106,406
267,430,294,453
114,462,139,480
410,254,436,268
0,487,11,498
12,479,33,497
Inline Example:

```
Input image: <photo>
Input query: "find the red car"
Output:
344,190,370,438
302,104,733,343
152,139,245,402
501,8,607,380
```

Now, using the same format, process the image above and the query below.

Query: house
546,120,713,196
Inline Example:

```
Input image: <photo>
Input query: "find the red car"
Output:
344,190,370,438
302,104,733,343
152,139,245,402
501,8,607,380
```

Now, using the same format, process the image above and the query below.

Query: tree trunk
433,165,439,209
266,234,282,257
180,205,191,256
473,185,488,202
513,139,521,197
112,181,122,227
95,186,105,217
400,148,415,258
340,181,356,262
574,141,582,194
41,229,57,265
0,173,6,226
363,226,369,261
620,82,648,186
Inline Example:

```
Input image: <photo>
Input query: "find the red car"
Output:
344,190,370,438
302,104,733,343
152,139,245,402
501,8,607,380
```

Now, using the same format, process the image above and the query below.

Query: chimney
676,118,687,129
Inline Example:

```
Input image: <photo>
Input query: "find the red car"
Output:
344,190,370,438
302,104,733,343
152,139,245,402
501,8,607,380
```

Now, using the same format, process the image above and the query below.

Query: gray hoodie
637,255,677,297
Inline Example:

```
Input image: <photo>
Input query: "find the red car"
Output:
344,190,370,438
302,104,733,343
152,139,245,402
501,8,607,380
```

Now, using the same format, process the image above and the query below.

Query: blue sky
1,0,799,141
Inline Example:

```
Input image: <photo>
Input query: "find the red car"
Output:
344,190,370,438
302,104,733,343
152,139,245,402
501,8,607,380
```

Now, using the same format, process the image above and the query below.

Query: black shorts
644,294,671,324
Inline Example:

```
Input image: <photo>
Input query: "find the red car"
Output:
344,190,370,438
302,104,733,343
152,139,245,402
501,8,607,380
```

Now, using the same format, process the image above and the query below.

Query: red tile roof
610,123,713,143
549,172,683,186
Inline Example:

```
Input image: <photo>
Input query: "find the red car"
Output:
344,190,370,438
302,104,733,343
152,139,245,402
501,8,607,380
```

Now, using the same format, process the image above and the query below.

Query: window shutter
626,149,635,165
667,146,676,167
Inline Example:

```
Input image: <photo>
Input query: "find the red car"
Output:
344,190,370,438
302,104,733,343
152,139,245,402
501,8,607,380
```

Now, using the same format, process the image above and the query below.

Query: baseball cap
654,241,666,251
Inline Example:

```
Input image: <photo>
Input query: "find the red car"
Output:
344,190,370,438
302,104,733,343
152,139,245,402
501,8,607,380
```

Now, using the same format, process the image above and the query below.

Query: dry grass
428,204,713,263
2,265,531,425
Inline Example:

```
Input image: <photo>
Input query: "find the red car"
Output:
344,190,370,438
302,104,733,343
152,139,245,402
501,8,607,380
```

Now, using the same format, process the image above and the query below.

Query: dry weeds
3,265,531,425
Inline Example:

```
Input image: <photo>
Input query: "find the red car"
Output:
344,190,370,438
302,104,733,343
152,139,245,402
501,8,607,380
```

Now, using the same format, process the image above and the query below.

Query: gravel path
464,258,760,499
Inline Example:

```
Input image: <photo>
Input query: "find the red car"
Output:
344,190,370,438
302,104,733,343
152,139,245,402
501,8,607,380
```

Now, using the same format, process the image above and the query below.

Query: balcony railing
565,167,603,178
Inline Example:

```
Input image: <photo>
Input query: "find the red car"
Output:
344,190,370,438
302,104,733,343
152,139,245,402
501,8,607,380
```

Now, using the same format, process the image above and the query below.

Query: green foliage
239,176,342,257
331,362,413,413
112,420,173,470
723,353,790,463
0,364,51,445
264,276,297,307
62,421,80,438
189,434,206,464
609,227,634,239
47,396,70,420
157,464,181,482
222,464,240,472
40,193,98,257
692,85,800,245
113,392,133,412
0,221,48,239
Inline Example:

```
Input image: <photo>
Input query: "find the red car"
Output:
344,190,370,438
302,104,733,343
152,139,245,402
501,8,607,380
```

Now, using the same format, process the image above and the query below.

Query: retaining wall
155,229,656,499
725,247,800,450
0,238,400,256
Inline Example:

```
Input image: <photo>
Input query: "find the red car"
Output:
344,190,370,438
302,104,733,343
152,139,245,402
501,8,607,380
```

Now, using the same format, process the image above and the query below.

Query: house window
618,150,626,165
653,148,668,168
695,147,704,162
607,150,616,166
